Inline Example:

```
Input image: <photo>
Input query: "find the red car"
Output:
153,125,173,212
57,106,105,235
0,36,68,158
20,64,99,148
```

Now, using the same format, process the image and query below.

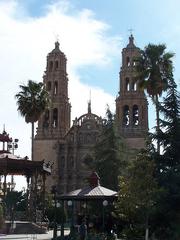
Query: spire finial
3,124,6,134
88,90,91,114
89,172,100,188
128,28,134,44
126,29,135,48
54,33,60,49
55,41,60,50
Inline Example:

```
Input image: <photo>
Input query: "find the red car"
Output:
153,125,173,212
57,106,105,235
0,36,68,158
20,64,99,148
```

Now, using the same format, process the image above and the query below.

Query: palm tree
135,44,174,153
15,80,50,161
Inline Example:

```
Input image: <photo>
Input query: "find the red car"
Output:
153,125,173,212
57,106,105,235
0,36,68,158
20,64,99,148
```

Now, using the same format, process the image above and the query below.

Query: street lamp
7,138,19,154
7,138,19,189
51,185,58,240
67,200,74,235
102,200,108,232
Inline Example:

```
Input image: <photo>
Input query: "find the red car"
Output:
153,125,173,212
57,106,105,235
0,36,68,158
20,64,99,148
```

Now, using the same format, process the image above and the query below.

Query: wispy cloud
0,0,121,163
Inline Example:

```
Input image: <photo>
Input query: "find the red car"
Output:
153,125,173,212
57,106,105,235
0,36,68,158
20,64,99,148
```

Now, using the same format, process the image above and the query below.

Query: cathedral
33,35,148,194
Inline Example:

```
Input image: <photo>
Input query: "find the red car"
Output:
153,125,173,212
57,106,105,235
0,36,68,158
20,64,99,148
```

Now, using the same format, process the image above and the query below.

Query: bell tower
116,35,148,149
34,41,71,190
36,41,71,139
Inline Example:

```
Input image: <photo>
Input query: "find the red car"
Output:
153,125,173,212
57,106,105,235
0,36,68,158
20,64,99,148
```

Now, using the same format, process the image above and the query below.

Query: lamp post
0,185,3,218
61,200,64,237
51,185,58,240
7,138,19,154
102,200,108,233
7,138,19,188
67,200,73,235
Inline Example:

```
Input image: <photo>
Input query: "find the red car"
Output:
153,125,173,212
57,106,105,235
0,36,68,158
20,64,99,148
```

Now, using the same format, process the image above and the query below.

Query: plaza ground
0,229,70,240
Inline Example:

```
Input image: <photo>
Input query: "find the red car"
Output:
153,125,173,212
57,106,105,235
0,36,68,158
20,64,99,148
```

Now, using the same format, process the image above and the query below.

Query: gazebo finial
89,171,100,188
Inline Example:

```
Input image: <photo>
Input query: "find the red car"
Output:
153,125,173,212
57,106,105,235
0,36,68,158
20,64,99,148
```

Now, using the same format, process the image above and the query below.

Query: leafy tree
4,191,24,211
152,76,180,239
116,149,160,240
0,204,4,228
4,190,25,225
135,44,174,153
93,107,126,191
15,80,49,160
45,206,66,225
15,191,27,211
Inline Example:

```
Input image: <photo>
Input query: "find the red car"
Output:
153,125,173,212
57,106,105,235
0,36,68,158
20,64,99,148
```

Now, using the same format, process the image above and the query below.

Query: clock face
87,124,91,129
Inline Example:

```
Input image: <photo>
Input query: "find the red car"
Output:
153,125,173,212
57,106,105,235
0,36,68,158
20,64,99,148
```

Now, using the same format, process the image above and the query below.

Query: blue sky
0,0,180,189
20,0,180,93
1,0,180,94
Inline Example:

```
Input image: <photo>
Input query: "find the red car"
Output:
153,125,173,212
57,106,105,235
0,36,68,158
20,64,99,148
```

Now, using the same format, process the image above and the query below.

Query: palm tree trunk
155,95,160,154
31,122,34,161
145,212,149,240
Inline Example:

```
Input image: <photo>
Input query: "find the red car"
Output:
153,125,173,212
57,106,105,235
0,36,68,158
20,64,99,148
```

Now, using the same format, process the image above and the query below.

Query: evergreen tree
93,107,126,191
152,77,180,239
159,76,180,169
116,148,159,240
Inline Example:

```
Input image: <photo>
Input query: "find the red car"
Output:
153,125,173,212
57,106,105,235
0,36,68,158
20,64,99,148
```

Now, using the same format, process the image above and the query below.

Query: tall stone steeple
35,41,71,139
34,41,71,191
116,35,148,149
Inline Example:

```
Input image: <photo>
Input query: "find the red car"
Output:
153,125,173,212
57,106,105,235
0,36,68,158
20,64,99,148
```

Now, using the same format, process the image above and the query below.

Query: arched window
43,110,49,128
123,105,130,126
49,61,53,71
52,108,58,128
133,105,139,126
54,82,58,95
132,81,137,91
55,61,59,70
61,156,65,168
125,78,130,91
126,57,130,67
86,133,91,143
79,133,83,143
70,156,74,167
47,81,51,91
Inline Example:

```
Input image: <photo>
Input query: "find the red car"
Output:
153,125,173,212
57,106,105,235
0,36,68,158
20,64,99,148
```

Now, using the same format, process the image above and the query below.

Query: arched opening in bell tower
123,105,130,126
126,56,130,67
54,82,58,95
47,81,51,91
52,108,58,128
133,105,139,126
49,61,53,71
132,80,137,91
55,61,59,70
125,78,130,91
43,109,49,128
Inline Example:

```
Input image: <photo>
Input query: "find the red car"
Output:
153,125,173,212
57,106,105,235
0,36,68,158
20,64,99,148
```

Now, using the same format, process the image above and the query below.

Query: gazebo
0,129,51,221
58,172,118,237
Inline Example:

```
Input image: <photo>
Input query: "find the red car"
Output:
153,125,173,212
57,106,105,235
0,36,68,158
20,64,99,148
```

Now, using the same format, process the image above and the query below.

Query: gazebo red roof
59,172,118,200
62,186,117,200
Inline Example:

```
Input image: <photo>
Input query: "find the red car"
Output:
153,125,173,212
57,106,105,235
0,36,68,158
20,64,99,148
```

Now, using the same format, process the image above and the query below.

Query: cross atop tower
55,34,59,42
128,28,134,35
88,90,92,114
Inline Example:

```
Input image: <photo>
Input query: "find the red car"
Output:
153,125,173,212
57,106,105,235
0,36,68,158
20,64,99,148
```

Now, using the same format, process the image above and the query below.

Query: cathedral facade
34,35,148,193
